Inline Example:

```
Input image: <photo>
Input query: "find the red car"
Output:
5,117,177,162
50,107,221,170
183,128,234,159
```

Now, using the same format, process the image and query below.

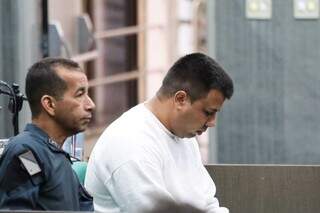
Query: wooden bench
206,164,320,213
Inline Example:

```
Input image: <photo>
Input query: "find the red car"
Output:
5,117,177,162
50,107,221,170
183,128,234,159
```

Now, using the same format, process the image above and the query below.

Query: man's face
172,89,225,138
53,68,95,135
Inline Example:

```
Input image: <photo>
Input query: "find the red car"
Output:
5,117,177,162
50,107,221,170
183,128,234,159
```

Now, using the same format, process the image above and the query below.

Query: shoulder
89,130,164,178
97,104,160,148
88,103,165,165
5,132,48,159
92,129,161,164
109,104,148,129
2,130,48,159
0,140,43,191
2,134,36,161
8,130,43,149
1,131,55,175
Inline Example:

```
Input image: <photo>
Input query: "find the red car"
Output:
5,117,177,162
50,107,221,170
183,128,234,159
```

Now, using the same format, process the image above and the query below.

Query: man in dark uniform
0,58,95,210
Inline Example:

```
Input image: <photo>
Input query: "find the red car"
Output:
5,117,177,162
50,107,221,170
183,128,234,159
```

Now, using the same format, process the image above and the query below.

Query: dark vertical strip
41,0,48,57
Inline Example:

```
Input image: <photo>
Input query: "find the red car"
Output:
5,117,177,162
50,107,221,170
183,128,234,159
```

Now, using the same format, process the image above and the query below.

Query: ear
40,95,56,116
173,90,189,109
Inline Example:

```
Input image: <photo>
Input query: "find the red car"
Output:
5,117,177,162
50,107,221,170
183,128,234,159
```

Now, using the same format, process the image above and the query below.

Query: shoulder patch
18,150,42,176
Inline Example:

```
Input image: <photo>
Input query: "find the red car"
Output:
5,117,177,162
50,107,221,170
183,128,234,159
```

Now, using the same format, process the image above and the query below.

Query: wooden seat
206,164,320,213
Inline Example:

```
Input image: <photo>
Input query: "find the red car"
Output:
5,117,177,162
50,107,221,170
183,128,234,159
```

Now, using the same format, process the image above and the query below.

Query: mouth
196,128,207,135
82,116,92,122
196,130,203,135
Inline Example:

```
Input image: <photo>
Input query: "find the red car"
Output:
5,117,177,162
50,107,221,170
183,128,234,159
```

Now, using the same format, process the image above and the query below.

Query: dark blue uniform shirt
0,124,93,211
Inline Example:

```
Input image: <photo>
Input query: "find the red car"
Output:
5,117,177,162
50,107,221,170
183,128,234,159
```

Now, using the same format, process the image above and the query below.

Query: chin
175,131,195,138
185,133,196,138
70,126,86,135
78,122,90,131
77,126,87,133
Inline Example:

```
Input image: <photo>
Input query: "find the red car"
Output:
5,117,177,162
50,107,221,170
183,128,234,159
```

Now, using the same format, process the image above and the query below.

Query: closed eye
203,108,219,117
75,88,86,97
204,110,215,117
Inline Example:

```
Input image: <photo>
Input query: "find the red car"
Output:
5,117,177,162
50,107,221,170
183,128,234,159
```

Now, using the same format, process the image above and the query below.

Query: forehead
56,67,88,86
193,89,225,110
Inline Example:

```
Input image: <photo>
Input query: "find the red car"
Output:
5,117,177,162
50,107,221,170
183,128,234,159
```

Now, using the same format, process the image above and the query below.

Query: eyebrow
74,86,86,95
207,108,220,112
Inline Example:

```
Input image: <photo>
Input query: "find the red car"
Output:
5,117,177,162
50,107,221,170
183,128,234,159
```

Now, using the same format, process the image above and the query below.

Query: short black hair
158,53,234,102
25,57,82,117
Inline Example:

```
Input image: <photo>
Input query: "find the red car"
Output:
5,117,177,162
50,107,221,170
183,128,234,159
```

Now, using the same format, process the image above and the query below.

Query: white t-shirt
85,103,228,213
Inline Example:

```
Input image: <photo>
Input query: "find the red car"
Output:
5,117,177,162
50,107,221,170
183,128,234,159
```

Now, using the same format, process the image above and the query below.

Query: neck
145,95,173,132
32,116,68,146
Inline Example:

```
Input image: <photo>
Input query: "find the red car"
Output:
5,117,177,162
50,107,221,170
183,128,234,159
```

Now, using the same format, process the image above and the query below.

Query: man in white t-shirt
85,53,234,213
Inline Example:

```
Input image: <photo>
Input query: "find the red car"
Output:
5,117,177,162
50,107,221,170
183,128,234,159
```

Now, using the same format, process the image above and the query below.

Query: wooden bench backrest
205,164,320,213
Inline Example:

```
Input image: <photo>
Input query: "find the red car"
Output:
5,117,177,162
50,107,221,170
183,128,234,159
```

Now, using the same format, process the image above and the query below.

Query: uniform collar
24,123,70,156
24,123,50,141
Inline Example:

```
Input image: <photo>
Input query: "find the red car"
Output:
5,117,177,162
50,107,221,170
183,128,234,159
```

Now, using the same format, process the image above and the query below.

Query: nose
206,116,216,127
85,95,95,111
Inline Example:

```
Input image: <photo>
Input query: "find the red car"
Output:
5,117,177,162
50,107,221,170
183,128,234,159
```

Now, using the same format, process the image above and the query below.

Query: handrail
88,71,139,87
71,50,99,63
94,24,164,39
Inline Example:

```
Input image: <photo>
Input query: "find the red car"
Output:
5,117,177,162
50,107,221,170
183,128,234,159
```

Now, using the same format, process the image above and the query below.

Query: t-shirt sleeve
191,140,229,213
104,159,175,213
